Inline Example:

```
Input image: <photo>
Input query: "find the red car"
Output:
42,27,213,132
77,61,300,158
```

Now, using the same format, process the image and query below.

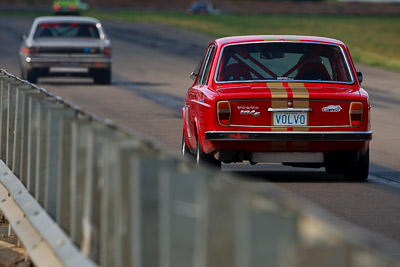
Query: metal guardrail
0,68,399,267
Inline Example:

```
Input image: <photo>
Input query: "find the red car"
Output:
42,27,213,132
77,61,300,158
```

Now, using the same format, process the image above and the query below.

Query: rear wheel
343,149,369,181
182,129,194,160
93,68,111,85
196,133,221,169
20,67,27,80
22,68,38,84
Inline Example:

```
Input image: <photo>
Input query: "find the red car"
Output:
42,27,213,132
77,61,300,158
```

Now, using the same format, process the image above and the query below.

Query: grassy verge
88,11,400,72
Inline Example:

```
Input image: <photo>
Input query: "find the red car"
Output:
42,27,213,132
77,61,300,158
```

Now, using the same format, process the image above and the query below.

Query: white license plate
273,112,308,126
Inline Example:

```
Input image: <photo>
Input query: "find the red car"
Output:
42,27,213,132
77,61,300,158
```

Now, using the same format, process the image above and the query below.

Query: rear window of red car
34,22,100,39
216,42,353,83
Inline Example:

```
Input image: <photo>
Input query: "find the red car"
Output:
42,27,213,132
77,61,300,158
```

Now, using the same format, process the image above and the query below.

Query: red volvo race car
182,35,372,180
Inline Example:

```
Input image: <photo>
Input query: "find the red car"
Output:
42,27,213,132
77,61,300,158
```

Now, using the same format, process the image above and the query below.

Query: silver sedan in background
19,16,112,84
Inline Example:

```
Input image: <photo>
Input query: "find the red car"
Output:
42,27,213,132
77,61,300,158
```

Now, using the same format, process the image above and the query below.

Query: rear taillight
217,101,231,126
103,47,112,56
349,102,363,127
20,47,37,56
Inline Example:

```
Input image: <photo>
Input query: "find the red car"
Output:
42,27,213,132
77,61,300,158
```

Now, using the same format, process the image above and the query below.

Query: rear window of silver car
216,42,353,83
34,23,100,39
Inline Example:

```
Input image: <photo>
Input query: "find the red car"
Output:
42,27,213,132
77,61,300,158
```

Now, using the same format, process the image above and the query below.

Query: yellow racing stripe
269,82,287,99
288,82,309,99
269,83,288,132
289,83,309,132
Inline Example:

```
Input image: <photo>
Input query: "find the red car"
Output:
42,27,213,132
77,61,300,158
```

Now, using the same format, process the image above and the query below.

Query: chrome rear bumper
22,56,111,69
205,131,372,141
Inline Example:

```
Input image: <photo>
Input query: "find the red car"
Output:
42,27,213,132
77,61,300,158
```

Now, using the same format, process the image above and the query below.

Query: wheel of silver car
20,67,27,80
343,149,369,181
93,68,111,85
26,69,38,84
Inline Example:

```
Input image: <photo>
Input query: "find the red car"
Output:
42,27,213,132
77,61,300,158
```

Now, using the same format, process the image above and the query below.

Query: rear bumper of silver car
205,131,373,141
22,56,112,69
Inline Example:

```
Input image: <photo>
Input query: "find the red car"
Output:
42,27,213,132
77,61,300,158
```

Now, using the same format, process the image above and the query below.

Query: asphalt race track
2,16,400,256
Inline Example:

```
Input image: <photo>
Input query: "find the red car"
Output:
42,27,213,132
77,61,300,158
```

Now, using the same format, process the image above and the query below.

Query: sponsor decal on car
322,105,342,112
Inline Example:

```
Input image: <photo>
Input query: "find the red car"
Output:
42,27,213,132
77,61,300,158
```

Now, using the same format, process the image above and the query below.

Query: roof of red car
214,35,346,47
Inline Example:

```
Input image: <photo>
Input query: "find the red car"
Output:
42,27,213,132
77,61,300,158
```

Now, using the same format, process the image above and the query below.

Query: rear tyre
343,149,369,181
21,67,27,80
182,130,194,160
24,69,37,84
196,133,221,169
93,68,111,85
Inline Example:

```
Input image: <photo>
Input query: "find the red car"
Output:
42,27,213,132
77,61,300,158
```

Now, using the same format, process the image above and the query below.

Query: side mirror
21,34,27,41
357,71,363,84
190,71,198,81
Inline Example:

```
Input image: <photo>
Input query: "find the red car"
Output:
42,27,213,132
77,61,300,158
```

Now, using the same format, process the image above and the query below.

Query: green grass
88,11,400,72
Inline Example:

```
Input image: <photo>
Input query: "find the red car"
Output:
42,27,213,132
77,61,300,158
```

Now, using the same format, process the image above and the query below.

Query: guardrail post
244,192,298,267
45,104,76,220
6,81,30,172
81,125,118,263
203,178,236,267
100,138,121,267
19,90,41,187
26,93,47,196
56,116,77,234
69,119,91,247
123,148,162,267
0,77,23,167
115,143,143,267
159,161,207,267
0,74,6,158
192,177,208,267
114,146,167,267
136,150,162,267
6,80,19,168
99,137,137,267
80,125,101,262
11,84,34,179
0,76,10,160
34,98,55,207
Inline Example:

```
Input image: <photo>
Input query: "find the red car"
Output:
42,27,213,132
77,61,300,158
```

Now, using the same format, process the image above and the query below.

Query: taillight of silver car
102,47,112,56
20,47,37,56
